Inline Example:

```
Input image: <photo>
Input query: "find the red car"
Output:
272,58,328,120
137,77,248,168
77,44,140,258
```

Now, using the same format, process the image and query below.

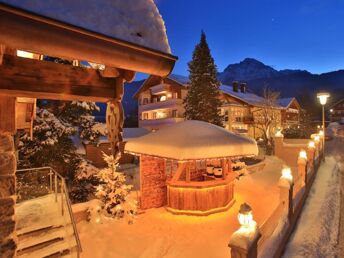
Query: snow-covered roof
278,98,295,108
168,74,189,85
1,0,171,54
125,120,258,160
219,84,268,107
123,127,150,140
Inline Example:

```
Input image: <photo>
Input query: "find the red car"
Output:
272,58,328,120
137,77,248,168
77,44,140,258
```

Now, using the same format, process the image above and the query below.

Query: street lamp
316,92,330,160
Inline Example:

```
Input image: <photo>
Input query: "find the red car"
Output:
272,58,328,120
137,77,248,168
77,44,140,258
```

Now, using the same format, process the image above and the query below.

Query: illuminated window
153,112,157,119
143,113,148,120
17,50,35,59
172,110,177,118
160,95,167,101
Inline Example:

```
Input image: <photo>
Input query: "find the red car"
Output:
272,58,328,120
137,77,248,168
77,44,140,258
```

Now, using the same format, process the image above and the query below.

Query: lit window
17,50,34,59
160,95,167,101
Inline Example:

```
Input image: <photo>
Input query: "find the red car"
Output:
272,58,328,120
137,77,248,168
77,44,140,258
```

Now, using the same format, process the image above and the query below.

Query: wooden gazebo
0,1,177,256
125,120,258,216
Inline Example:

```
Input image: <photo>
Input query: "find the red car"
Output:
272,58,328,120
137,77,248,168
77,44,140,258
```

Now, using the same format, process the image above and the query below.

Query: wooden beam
0,54,117,102
0,96,16,134
0,4,177,77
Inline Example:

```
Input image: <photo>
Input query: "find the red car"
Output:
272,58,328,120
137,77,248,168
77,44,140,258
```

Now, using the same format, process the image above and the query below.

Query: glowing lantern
308,141,315,148
238,203,253,228
281,167,293,182
314,135,320,142
318,130,324,137
299,150,307,160
317,92,330,105
275,130,283,137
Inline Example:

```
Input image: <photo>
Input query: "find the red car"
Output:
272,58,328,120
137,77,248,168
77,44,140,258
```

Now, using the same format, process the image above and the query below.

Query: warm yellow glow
238,211,253,227
317,92,330,105
281,167,293,181
314,135,320,142
299,150,307,160
275,130,283,137
17,50,34,59
330,109,333,113
167,93,172,98
160,95,167,101
318,130,324,137
308,141,315,148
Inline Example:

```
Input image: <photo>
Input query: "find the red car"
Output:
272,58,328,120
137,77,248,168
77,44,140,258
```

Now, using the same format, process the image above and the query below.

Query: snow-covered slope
1,0,171,53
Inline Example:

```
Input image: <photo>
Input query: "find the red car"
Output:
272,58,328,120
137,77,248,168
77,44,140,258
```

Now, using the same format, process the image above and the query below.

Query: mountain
218,58,344,116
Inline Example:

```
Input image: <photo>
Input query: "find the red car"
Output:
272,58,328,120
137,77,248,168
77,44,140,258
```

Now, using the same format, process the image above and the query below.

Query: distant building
329,98,344,122
134,75,301,138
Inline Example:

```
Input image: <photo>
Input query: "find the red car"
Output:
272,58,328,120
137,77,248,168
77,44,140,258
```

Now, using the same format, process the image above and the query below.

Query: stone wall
0,134,17,257
139,155,167,209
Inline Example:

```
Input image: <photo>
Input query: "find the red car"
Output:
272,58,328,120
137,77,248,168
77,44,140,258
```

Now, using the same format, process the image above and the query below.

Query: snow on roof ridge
125,120,258,160
1,0,171,54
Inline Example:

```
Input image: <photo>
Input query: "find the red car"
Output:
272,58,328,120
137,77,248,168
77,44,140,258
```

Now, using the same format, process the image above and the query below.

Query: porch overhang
0,3,177,78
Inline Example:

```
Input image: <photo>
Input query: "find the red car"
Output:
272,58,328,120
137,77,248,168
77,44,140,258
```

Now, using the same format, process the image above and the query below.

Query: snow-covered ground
283,138,343,257
76,156,285,258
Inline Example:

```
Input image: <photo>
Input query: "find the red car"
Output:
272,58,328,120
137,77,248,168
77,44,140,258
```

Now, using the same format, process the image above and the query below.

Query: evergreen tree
184,32,223,126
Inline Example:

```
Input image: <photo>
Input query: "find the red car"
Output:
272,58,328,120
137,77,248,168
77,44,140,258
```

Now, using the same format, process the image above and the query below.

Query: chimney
232,81,239,92
240,83,247,93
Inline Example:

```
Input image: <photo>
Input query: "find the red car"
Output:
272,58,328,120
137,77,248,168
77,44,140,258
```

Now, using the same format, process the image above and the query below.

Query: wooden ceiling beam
0,54,118,102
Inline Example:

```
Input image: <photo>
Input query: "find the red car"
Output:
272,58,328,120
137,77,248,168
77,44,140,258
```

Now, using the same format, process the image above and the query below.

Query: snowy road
283,138,344,258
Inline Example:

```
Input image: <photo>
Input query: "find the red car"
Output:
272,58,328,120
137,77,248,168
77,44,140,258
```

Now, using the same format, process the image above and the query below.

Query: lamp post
316,92,330,161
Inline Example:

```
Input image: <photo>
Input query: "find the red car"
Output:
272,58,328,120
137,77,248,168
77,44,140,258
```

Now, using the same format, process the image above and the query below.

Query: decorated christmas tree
184,31,223,126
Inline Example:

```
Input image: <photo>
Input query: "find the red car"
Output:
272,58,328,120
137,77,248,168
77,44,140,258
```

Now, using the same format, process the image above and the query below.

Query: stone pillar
229,224,261,258
0,134,17,258
297,156,307,188
279,174,294,222
0,96,17,257
307,147,315,176
273,134,284,158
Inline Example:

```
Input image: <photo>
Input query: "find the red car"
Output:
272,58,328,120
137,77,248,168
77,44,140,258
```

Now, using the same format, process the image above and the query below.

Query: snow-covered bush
95,153,137,223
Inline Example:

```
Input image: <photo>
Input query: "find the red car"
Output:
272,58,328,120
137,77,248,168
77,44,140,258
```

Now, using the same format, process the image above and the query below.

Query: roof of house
329,98,344,109
0,0,171,54
125,120,258,160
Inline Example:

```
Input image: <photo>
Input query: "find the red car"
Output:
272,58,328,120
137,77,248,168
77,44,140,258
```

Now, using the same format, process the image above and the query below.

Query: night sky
155,0,344,76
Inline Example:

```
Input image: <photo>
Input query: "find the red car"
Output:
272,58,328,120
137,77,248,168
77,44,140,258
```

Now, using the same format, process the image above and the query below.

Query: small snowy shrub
95,153,137,222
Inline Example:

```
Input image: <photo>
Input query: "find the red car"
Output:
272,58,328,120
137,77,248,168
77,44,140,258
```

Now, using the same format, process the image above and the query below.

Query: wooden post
186,162,191,183
273,134,284,158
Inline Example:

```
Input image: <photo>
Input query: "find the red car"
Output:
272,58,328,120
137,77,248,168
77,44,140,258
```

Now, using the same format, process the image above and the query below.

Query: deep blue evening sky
155,0,344,76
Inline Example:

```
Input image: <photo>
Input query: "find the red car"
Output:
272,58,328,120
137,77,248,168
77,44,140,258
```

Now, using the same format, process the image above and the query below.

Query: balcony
139,98,183,112
243,116,254,124
150,83,170,95
139,117,184,128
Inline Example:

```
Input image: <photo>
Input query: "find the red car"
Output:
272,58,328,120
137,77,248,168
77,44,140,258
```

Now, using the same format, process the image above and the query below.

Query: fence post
49,167,52,192
279,167,294,222
228,203,261,258
307,142,315,179
54,173,58,202
273,131,284,157
61,180,64,216
297,151,307,189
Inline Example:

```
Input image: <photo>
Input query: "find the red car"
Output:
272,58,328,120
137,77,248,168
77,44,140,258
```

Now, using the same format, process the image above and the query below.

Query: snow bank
283,156,341,257
125,120,258,160
2,0,171,53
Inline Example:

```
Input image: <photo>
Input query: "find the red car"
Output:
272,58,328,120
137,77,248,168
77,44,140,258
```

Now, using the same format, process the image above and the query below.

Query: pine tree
184,31,223,126
95,153,137,223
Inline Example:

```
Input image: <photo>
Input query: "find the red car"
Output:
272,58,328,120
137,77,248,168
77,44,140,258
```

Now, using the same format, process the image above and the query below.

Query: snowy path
283,138,343,258
77,156,285,258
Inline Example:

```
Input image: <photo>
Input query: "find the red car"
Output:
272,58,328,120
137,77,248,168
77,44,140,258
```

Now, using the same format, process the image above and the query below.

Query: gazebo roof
125,120,258,160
